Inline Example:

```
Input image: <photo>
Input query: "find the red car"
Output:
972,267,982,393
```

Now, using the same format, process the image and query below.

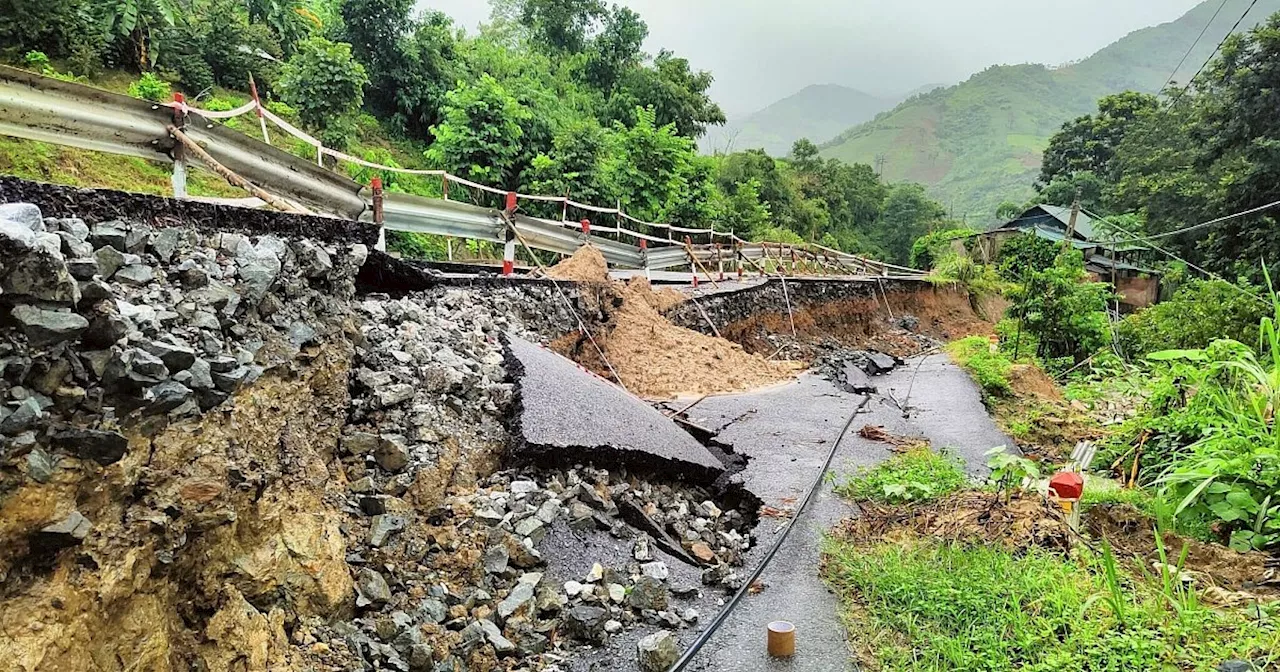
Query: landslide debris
545,246,803,399
0,202,367,669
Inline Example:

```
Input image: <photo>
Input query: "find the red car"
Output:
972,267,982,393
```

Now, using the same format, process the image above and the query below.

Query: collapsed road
0,179,1009,672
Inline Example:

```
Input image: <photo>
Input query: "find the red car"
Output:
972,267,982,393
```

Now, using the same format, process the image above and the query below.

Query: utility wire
1137,198,1280,242
1161,0,1231,93
1081,206,1267,304
1168,0,1261,107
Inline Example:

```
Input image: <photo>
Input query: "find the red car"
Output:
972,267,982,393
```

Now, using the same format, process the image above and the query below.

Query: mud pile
545,247,802,399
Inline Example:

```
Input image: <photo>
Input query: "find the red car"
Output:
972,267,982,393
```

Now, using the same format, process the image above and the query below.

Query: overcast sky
419,0,1205,117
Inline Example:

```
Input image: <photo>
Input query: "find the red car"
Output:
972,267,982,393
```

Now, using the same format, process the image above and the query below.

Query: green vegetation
835,448,969,504
1006,251,1112,366
818,0,1280,222
0,0,961,264
1117,279,1268,357
823,538,1277,672
947,336,1013,397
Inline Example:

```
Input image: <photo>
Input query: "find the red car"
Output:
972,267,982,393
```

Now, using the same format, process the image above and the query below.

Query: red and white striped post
502,192,518,276
372,176,385,251
580,218,591,237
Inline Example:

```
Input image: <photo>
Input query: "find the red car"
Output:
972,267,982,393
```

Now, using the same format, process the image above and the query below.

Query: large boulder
11,305,89,347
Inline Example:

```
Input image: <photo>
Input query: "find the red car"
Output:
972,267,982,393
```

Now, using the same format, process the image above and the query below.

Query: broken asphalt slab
504,335,726,483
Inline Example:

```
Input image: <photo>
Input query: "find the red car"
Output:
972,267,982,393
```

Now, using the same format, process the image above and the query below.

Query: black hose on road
667,393,871,671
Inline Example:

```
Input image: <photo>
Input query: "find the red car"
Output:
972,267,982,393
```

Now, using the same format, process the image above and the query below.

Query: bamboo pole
167,125,309,214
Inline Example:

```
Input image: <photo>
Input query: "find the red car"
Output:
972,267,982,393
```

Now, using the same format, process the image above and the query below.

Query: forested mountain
702,85,898,157
819,0,1280,223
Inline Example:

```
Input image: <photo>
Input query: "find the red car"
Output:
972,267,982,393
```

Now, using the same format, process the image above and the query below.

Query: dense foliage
1037,13,1280,282
1005,251,1112,364
1116,278,1268,356
0,0,953,263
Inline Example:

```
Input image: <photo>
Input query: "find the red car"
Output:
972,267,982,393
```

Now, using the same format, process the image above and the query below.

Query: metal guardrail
0,65,923,278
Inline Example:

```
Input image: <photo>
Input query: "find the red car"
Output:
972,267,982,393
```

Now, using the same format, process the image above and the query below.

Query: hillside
820,0,1280,222
703,84,903,156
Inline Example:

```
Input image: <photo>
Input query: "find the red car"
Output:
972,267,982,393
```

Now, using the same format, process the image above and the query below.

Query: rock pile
0,201,364,497
311,466,753,670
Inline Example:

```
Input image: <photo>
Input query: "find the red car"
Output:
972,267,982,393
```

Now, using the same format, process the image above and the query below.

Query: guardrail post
248,74,270,144
170,92,187,198
372,176,386,252
503,192,519,276
715,243,724,281
639,238,650,280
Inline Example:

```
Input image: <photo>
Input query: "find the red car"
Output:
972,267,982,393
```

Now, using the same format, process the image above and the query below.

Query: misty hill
702,84,913,156
819,0,1280,222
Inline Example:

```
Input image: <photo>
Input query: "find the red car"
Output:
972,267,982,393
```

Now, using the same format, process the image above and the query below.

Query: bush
128,72,172,101
835,448,969,504
996,232,1057,281
277,37,368,147
1117,278,1267,357
23,50,51,71
947,336,1012,397
910,227,978,269
1006,250,1111,362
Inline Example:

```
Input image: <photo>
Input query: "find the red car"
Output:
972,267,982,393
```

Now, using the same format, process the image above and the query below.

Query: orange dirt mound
1008,364,1062,401
601,293,803,399
545,245,610,284
545,248,801,399
624,277,685,312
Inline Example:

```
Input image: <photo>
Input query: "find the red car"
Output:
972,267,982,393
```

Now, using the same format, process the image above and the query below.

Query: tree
427,74,530,187
720,178,772,238
1006,250,1111,363
600,106,696,222
995,200,1023,221
877,183,946,265
583,5,647,92
516,0,605,53
1037,91,1158,189
606,50,726,139
277,37,368,148
97,0,180,69
381,12,463,136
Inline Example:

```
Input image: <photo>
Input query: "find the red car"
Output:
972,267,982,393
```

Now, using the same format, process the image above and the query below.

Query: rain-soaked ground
549,353,1011,672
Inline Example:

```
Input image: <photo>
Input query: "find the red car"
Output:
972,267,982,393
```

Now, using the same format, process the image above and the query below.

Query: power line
1081,207,1267,303
1138,198,1280,242
1161,0,1231,94
1168,0,1261,107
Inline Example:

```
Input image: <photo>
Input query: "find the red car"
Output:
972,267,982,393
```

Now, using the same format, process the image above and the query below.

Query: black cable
1161,0,1231,93
668,393,871,672
1168,0,1261,107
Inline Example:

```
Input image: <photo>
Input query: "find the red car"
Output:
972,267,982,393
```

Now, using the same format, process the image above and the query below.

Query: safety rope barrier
166,96,919,277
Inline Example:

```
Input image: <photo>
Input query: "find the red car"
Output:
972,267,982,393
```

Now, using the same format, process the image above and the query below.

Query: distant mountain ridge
701,83,944,157
818,0,1280,222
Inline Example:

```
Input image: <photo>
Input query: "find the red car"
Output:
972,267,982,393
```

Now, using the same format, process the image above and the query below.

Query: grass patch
822,538,1279,671
947,335,1012,397
835,448,969,504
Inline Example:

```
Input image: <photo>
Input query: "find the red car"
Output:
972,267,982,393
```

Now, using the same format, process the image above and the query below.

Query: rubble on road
309,465,755,670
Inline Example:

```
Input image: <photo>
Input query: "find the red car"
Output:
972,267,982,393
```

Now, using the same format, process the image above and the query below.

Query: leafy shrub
23,50,51,71
947,336,1012,397
1005,250,1111,363
277,37,368,148
1151,338,1280,551
996,232,1057,280
202,97,235,112
128,72,172,101
836,448,969,504
387,231,448,260
910,227,978,269
1117,278,1267,357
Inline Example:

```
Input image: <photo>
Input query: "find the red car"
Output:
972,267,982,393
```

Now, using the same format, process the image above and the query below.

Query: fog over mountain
421,0,1202,117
